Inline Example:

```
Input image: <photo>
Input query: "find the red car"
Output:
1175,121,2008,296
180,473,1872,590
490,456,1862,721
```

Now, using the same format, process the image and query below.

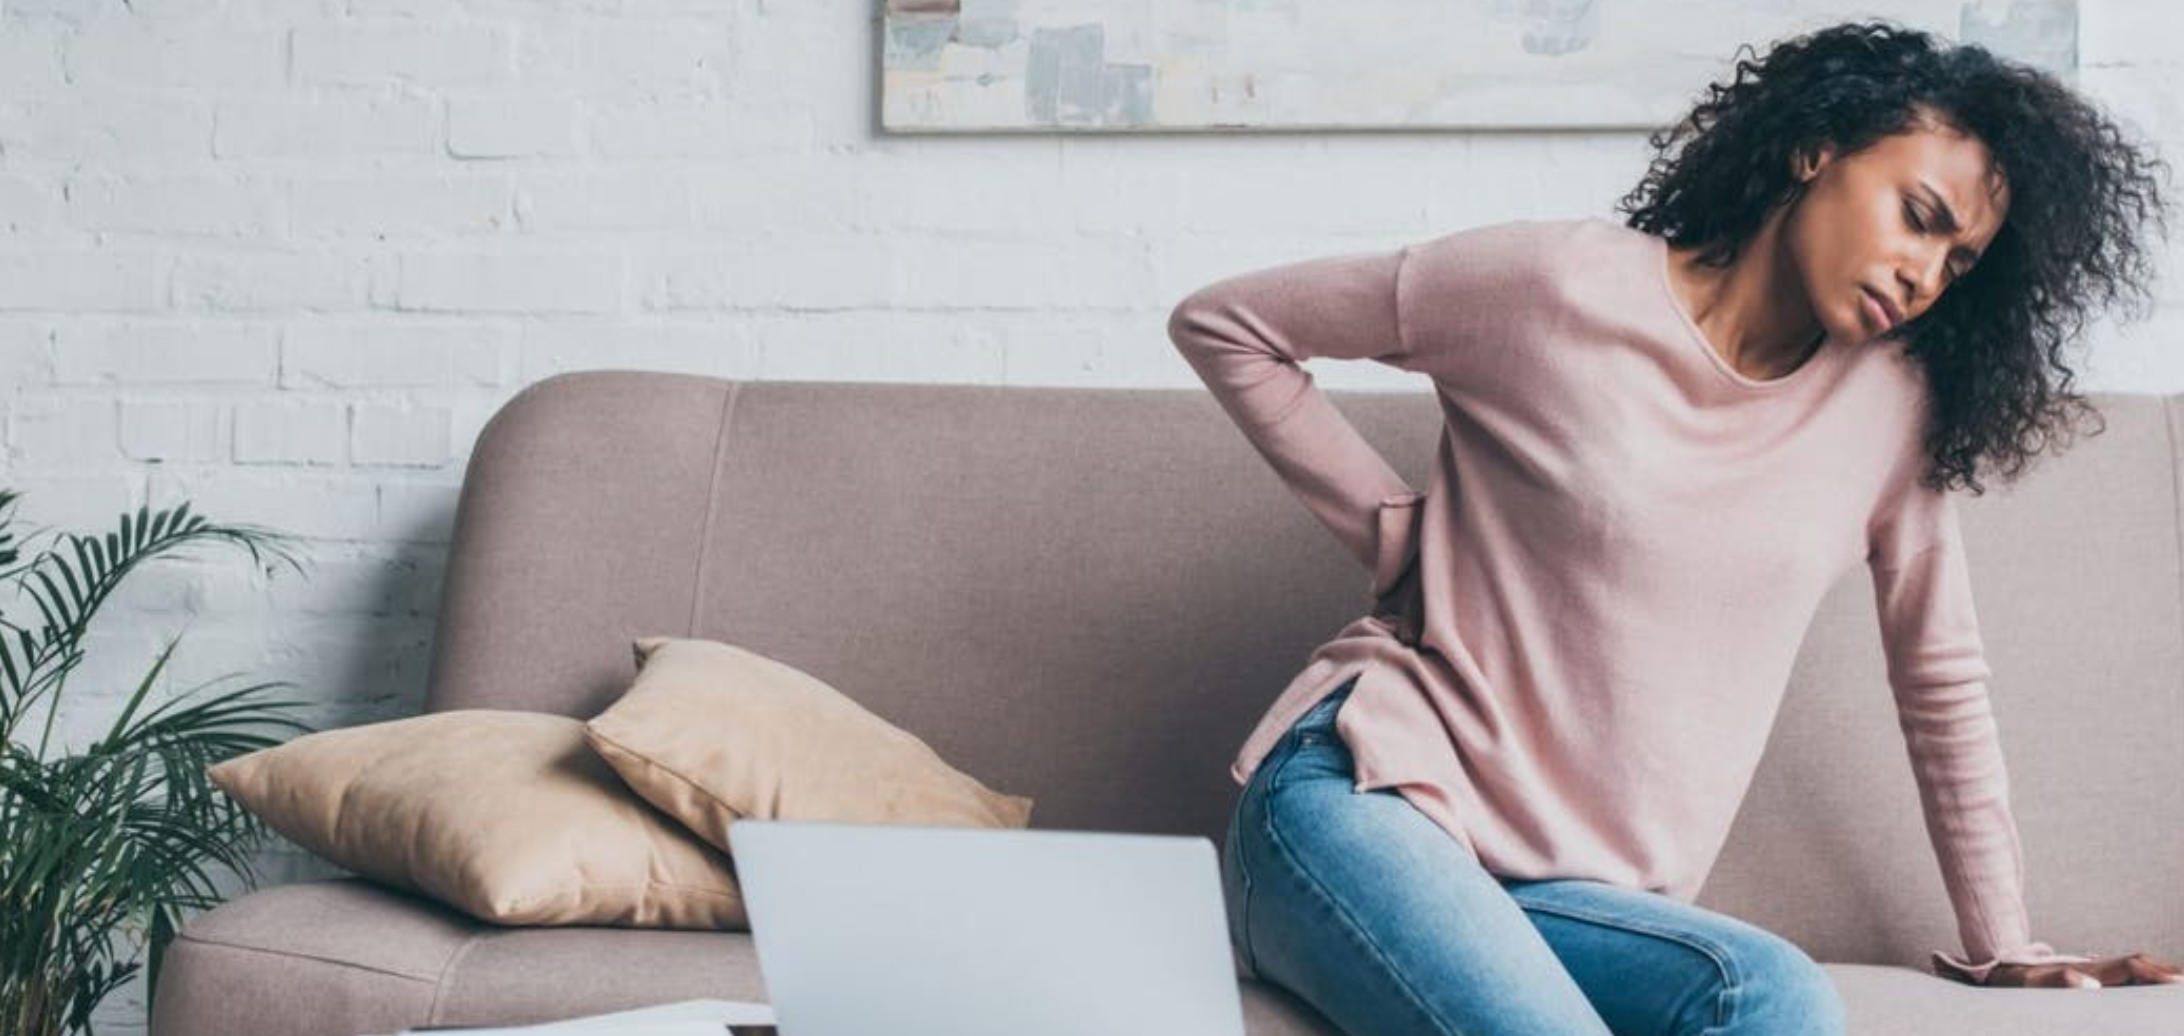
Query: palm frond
0,489,321,1036
2,677,309,1035
0,498,310,747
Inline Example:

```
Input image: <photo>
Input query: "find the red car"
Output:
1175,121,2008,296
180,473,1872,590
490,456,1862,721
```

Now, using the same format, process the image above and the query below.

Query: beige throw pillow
207,709,749,930
585,635,1035,856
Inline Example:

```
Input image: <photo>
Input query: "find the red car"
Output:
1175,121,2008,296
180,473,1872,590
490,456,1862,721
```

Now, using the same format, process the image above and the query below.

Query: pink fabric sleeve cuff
1930,940,2100,984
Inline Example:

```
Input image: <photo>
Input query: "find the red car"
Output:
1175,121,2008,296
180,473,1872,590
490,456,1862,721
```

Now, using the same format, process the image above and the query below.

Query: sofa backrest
423,370,2182,969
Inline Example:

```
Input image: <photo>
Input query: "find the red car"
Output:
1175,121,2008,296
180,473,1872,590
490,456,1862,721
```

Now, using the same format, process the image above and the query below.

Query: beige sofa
150,370,2183,1035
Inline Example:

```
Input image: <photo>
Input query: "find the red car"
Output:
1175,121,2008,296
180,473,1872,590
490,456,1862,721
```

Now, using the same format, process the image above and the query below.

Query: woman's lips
1861,287,1898,332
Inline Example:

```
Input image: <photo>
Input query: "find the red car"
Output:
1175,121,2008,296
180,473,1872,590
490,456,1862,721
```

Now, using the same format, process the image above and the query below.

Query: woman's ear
1792,143,1838,184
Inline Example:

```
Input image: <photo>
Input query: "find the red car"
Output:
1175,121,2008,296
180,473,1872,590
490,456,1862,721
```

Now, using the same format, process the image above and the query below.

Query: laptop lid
727,819,1248,1036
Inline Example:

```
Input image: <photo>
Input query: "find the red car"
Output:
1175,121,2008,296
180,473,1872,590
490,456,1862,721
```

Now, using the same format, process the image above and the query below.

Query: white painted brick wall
350,401,452,467
289,23,514,88
448,97,580,159
68,175,281,236
213,96,442,159
282,322,511,387
1,2,2180,1031
55,322,280,384
0,173,65,232
119,399,226,463
233,398,344,465
291,174,515,236
67,19,287,89
0,249,163,310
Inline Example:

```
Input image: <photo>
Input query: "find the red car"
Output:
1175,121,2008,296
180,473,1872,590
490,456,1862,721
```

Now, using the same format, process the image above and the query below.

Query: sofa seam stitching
2166,396,2184,752
684,381,742,636
424,932,488,1025
172,930,445,985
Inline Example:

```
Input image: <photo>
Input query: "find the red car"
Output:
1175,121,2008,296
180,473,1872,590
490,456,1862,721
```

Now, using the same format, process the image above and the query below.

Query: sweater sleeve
1166,243,1431,600
1866,484,2096,984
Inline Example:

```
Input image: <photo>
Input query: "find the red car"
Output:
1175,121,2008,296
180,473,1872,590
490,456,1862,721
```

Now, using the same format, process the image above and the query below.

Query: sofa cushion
152,876,1352,1036
150,877,774,1036
207,710,748,929
584,635,1034,855
1822,964,2184,1033
149,878,2180,1036
149,879,457,1036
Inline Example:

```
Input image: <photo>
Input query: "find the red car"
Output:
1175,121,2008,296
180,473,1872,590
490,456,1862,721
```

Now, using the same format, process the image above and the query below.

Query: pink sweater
1168,216,2092,983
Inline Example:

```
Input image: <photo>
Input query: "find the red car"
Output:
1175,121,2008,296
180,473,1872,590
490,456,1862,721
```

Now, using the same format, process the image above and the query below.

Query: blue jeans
1220,676,1848,1036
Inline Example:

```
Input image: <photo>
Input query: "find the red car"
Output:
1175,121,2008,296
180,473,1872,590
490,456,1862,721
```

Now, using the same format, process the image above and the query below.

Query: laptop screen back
728,819,1248,1036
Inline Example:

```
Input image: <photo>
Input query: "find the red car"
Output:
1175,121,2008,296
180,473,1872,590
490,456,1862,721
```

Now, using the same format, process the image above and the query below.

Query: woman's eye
1904,203,1927,231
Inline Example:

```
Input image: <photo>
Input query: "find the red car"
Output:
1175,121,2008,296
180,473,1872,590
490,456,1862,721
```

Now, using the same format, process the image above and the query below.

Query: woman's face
1783,116,2011,344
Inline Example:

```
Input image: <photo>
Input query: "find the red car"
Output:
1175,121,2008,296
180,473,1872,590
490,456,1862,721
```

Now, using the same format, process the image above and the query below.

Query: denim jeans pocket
1289,675,1359,747
1269,684,1359,795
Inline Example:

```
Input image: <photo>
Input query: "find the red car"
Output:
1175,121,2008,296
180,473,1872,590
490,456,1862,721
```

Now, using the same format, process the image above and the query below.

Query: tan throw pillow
207,709,749,930
585,635,1035,856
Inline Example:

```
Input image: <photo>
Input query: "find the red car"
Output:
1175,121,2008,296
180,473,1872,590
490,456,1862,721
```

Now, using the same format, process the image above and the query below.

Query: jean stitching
1236,683,1349,977
1258,744,1462,1036
1227,795,1260,976
1698,983,1742,1036
1266,732,1303,793
1509,895,1745,1033
1231,808,1266,979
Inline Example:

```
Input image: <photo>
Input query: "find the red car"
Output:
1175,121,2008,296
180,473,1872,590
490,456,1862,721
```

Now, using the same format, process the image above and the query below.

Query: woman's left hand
1980,952,2184,988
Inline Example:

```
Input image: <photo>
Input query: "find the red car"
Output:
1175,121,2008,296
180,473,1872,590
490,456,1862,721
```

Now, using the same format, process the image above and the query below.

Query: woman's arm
1867,487,2092,984
1166,245,1430,600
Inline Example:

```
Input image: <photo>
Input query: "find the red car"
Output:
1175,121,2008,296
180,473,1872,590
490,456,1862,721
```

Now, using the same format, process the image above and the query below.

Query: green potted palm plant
0,487,321,1036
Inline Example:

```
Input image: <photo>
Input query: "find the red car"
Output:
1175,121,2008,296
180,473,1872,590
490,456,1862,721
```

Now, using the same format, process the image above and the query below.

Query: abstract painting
880,0,2077,133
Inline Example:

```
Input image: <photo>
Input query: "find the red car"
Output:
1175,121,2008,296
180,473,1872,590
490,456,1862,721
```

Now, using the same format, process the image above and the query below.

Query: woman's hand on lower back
1369,558,1424,646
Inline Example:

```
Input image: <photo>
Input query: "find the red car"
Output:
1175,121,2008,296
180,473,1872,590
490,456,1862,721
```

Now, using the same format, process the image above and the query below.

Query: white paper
364,997,776,1035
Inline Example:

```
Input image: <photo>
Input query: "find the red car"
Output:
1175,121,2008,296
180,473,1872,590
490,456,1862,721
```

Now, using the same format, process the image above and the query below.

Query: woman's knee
1509,880,1844,1036
1715,936,1846,1036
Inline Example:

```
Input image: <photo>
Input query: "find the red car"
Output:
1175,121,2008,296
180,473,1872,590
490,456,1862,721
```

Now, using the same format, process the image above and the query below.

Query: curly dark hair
1616,19,2173,494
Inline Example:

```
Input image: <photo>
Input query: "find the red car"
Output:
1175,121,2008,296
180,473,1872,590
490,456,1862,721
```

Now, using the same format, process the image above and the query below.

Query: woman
1167,19,2182,1036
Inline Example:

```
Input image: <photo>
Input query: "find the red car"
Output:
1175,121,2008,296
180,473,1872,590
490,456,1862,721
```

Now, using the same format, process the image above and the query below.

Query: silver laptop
727,818,1249,1036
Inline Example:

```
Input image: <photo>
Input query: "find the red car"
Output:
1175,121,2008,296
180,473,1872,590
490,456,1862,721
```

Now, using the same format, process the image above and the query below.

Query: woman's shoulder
1412,212,1641,245
1397,216,1650,325
1404,215,1651,282
1390,217,1646,359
